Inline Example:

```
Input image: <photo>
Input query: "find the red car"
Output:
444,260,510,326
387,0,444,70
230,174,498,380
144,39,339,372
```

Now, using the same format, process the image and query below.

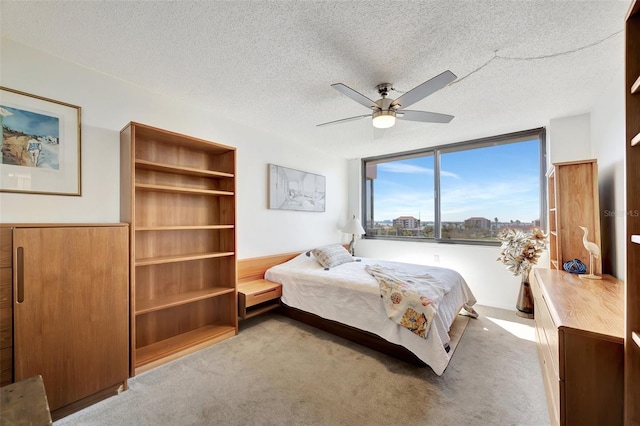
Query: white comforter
265,253,477,375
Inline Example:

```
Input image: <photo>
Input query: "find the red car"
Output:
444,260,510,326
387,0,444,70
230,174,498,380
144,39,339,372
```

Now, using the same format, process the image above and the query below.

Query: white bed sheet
265,253,477,375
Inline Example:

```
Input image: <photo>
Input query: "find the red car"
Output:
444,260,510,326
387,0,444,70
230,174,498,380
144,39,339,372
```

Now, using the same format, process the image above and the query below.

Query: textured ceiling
0,1,630,159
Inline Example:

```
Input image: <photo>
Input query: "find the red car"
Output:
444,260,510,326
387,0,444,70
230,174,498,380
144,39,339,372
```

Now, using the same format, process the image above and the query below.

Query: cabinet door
13,227,129,411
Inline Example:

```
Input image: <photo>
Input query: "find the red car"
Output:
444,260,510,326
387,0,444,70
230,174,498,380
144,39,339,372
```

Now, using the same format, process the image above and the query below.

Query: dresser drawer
0,268,11,309
0,267,12,351
238,280,282,319
537,294,560,378
0,228,11,268
0,305,12,350
0,347,12,386
536,325,560,425
0,227,13,268
530,270,542,299
240,281,282,308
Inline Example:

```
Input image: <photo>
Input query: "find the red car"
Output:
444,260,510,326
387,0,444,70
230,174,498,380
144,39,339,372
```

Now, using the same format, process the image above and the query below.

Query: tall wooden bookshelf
546,159,601,276
625,0,640,422
120,122,237,375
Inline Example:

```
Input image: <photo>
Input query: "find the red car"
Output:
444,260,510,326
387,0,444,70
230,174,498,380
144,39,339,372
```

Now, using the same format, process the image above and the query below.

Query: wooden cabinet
625,1,640,423
2,224,129,421
120,122,237,375
546,160,601,276
531,268,624,425
238,280,282,319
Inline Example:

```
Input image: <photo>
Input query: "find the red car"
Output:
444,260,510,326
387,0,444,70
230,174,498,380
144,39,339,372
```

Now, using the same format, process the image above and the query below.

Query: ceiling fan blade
392,70,457,110
317,114,371,127
331,83,381,110
397,110,454,123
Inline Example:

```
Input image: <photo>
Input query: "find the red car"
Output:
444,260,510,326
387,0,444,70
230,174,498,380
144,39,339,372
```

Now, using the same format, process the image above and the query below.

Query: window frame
361,127,547,246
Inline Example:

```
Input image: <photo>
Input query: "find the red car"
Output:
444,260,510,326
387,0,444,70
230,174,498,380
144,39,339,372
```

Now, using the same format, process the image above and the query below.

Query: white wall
591,65,626,278
346,159,362,218
548,113,591,167
546,73,626,280
0,39,349,259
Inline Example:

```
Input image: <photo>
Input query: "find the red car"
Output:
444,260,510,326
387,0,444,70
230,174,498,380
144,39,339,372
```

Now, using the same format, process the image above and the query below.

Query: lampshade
342,216,365,235
372,110,396,129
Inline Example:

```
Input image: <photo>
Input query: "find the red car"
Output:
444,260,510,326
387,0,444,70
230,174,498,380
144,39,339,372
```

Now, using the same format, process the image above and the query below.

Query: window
362,128,546,244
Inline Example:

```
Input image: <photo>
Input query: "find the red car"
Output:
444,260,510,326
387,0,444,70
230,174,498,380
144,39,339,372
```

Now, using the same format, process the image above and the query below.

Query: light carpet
55,305,550,425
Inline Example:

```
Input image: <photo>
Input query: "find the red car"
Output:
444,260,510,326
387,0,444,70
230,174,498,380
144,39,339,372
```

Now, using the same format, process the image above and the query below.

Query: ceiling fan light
372,110,396,129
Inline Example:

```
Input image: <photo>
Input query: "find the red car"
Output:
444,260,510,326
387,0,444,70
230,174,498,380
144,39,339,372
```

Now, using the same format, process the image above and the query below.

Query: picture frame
1,87,81,196
268,164,326,212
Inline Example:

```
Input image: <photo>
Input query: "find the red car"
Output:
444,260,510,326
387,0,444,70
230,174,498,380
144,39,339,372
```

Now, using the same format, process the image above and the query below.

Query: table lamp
342,215,366,256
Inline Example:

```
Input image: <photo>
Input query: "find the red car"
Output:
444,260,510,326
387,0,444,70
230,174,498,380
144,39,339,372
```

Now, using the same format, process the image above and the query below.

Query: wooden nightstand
238,279,282,319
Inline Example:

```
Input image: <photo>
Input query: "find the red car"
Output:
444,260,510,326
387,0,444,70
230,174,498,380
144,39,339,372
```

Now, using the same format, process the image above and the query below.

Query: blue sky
372,139,541,223
1,105,60,138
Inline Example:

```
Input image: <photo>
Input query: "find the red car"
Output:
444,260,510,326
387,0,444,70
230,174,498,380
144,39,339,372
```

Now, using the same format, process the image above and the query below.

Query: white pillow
311,244,353,269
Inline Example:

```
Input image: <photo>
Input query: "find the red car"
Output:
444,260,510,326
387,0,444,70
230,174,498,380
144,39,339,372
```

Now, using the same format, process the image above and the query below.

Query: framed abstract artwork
268,164,325,212
1,87,81,195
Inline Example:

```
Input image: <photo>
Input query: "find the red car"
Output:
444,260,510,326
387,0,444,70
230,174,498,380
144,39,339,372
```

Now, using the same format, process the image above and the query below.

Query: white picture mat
1,87,81,195
268,164,325,212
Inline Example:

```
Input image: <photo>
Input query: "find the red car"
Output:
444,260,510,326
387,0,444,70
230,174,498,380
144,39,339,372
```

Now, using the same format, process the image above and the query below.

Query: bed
263,245,478,375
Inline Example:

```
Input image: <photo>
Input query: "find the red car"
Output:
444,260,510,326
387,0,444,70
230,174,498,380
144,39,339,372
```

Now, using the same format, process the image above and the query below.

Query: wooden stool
0,375,52,425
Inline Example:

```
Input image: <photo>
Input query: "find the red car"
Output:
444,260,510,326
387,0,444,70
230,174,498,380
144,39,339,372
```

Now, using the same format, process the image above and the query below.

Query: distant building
393,216,419,229
464,217,491,229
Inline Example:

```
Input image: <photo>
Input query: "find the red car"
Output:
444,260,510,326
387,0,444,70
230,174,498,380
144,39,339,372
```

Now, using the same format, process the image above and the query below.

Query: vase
516,270,534,319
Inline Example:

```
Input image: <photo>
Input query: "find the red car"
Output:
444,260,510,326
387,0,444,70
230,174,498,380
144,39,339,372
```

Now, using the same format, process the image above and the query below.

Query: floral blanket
365,264,449,338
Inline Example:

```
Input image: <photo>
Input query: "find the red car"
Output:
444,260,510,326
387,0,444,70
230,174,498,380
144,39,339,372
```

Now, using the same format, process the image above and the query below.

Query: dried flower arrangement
496,228,547,277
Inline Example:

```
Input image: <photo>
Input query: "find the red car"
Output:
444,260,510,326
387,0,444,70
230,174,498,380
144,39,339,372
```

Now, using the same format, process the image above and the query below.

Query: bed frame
238,250,442,367
279,303,427,366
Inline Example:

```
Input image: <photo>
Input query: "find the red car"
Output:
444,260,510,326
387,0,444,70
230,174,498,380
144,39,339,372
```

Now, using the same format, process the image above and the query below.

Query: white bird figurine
579,226,601,279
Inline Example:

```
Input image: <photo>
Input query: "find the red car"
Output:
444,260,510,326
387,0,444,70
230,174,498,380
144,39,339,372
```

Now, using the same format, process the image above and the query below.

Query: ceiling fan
317,70,457,129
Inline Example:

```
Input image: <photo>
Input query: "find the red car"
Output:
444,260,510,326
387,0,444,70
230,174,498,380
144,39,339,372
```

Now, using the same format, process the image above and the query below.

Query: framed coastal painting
268,164,326,212
0,87,81,195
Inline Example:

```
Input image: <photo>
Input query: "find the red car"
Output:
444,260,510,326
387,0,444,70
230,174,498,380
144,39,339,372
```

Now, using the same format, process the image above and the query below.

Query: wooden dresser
0,224,129,420
531,268,624,426
0,227,13,386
